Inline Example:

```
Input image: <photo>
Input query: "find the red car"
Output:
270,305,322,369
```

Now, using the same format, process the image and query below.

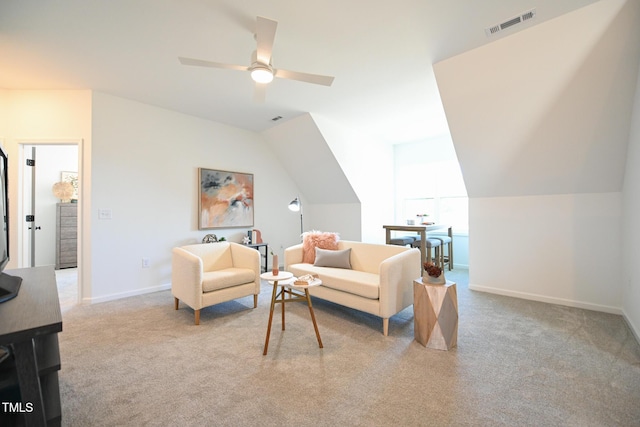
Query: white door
21,144,79,267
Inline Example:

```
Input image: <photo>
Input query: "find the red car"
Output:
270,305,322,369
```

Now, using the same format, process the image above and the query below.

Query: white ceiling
0,0,600,143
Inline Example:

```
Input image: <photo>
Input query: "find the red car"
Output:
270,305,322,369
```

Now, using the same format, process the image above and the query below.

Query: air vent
485,8,536,37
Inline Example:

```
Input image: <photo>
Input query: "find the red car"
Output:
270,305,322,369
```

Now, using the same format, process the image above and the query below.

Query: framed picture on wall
198,168,254,229
61,171,78,200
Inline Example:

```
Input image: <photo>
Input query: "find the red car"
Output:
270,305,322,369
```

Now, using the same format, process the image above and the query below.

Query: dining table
383,224,453,272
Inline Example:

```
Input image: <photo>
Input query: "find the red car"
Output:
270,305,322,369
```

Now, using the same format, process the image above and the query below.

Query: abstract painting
198,168,254,229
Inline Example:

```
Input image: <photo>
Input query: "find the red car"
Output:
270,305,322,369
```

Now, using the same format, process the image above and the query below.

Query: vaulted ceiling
0,0,601,145
435,0,640,197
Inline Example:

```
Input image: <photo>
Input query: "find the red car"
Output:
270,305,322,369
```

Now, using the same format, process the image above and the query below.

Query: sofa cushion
202,268,255,293
289,263,379,299
314,248,352,269
336,241,409,274
302,231,339,264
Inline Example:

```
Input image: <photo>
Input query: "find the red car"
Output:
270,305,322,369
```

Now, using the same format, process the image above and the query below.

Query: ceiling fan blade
274,69,335,86
178,57,248,72
255,16,277,65
253,83,267,103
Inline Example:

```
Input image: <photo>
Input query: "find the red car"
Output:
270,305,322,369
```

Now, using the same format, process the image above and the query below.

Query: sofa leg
174,297,179,310
194,309,200,325
383,318,389,336
254,294,258,308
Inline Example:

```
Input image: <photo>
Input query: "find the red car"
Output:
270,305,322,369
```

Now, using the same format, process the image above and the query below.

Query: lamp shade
288,197,301,212
52,182,74,202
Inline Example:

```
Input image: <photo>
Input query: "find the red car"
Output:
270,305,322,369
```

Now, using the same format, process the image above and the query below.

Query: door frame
17,138,85,303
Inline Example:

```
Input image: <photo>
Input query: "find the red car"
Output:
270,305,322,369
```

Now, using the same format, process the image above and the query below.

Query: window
394,136,468,233
404,196,468,232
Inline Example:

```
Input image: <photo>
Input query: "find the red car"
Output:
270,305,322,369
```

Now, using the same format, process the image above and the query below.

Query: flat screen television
0,144,22,303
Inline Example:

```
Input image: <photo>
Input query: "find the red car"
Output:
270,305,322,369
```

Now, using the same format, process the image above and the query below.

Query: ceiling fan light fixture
250,64,274,84
179,17,335,91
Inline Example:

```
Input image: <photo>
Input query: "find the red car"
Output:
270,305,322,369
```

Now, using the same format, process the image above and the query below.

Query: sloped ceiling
434,0,640,198
0,0,601,145
262,113,359,205
5,0,636,208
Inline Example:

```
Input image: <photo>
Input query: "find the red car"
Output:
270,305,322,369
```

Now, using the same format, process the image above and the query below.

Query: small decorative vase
272,254,279,276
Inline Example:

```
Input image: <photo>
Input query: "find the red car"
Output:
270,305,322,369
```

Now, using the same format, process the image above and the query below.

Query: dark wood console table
0,266,62,426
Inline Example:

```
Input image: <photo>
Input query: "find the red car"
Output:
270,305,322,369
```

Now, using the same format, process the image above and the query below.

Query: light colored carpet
55,267,78,313
57,269,640,426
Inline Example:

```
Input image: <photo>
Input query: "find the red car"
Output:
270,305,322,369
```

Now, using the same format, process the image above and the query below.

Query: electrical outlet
142,257,150,268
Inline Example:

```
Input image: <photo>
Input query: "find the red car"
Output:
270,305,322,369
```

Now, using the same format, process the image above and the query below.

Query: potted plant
416,214,430,224
423,262,445,284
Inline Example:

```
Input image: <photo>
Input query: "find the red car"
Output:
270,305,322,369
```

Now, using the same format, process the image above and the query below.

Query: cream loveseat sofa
285,240,420,335
172,242,261,325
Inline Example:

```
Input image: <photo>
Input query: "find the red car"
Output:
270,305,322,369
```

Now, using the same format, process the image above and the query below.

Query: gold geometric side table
413,278,458,350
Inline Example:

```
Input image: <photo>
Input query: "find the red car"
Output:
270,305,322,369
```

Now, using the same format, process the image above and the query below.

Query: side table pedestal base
413,278,458,350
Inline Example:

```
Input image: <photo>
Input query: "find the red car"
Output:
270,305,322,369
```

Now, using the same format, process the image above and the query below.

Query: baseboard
468,283,622,315
622,309,640,345
82,283,171,304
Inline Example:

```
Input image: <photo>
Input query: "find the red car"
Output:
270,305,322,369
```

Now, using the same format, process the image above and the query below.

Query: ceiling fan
178,16,334,100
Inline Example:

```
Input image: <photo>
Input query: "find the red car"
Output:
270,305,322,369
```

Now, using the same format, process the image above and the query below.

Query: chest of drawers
55,203,77,269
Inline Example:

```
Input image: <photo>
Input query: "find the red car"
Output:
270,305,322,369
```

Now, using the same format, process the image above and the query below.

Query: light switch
98,208,112,220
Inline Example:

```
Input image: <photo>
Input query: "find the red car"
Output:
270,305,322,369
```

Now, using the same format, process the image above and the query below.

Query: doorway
20,143,80,307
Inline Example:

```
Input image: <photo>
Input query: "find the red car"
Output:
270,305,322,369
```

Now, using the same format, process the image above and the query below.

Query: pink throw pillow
302,231,339,264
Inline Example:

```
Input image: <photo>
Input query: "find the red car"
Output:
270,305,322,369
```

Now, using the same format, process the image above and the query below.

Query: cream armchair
172,242,261,325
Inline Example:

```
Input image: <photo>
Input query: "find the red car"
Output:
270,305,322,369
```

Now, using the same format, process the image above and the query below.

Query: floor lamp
288,197,303,236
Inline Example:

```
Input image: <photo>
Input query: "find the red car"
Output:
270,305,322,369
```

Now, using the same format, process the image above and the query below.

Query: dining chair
429,235,452,270
389,236,416,247
411,237,442,269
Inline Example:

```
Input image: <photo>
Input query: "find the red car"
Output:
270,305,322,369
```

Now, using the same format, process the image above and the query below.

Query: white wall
313,114,394,243
432,0,639,313
622,61,640,339
470,193,622,312
261,114,362,241
0,89,310,303
0,90,91,275
0,89,8,132
304,203,361,242
89,92,301,302
434,0,638,199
